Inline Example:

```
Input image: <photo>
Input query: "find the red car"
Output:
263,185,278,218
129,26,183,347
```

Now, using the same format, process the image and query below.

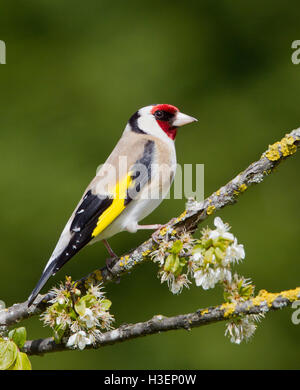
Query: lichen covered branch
22,287,300,356
0,127,299,328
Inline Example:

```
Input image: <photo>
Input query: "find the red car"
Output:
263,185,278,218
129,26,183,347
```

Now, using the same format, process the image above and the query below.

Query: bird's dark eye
154,110,164,120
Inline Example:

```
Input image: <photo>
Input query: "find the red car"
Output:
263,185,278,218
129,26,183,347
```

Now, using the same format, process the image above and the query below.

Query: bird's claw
151,230,161,244
105,256,117,273
151,218,178,244
105,256,121,284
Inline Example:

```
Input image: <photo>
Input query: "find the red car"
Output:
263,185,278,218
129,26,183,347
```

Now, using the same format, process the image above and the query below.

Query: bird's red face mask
151,104,197,140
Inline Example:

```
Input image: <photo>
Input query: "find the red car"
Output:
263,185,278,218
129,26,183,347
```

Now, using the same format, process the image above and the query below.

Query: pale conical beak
172,112,198,127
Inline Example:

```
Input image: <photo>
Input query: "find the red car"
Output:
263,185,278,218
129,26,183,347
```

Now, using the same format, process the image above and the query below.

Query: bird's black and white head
126,104,197,141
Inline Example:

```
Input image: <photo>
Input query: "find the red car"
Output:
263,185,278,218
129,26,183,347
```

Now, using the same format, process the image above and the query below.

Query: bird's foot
134,223,164,244
151,228,163,244
105,256,117,272
105,256,120,283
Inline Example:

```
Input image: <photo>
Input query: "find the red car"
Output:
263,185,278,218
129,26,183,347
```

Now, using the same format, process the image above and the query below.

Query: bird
27,104,197,306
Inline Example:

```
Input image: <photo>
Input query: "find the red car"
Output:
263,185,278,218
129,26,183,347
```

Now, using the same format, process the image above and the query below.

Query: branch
1,128,299,327
22,287,300,355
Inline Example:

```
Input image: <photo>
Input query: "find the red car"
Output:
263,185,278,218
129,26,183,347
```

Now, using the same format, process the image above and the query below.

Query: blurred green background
0,0,299,370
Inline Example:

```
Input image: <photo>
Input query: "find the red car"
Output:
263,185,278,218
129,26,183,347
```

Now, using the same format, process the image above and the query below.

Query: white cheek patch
138,112,171,142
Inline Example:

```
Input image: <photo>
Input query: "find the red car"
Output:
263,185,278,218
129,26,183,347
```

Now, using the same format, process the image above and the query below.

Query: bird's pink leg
137,218,178,243
102,239,118,270
136,224,162,230
136,223,167,244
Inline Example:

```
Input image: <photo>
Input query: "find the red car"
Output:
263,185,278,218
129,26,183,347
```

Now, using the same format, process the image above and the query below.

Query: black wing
27,191,113,306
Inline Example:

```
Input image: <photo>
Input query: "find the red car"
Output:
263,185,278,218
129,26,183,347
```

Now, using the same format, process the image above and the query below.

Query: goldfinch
27,104,197,306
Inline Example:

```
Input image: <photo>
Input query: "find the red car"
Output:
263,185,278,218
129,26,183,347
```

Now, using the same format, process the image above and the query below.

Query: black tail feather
27,228,95,307
27,196,105,307
27,262,57,307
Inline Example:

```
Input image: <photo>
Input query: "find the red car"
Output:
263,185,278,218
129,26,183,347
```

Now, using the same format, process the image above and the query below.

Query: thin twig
22,287,300,355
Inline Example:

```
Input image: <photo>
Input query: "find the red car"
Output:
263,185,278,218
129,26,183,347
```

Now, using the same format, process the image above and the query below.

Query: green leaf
214,247,225,261
53,324,66,344
172,255,187,276
170,255,180,274
100,299,112,311
8,327,27,349
202,238,213,249
51,301,64,313
164,254,175,272
0,339,18,370
240,284,254,298
18,353,32,370
170,240,183,254
69,308,78,321
215,239,229,252
9,351,32,370
80,294,97,307
74,298,86,316
192,244,203,252
204,247,215,263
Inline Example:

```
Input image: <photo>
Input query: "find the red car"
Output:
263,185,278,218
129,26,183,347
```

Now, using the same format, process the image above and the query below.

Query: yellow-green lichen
265,134,298,161
159,227,168,236
84,275,95,289
200,308,209,316
206,205,215,215
280,287,300,301
220,302,236,318
239,184,247,192
93,269,102,281
251,287,300,308
176,210,187,223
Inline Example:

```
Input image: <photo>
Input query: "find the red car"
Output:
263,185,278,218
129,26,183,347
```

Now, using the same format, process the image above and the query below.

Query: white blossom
151,241,173,266
56,313,72,328
49,286,69,306
0,300,6,312
225,238,245,263
194,267,220,290
88,284,104,299
215,267,232,283
79,308,99,329
160,271,175,289
98,311,115,331
209,217,234,241
225,317,257,344
192,251,203,263
66,331,92,350
170,274,191,294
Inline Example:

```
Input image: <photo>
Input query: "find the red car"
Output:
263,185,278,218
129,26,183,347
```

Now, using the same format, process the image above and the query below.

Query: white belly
97,196,164,240
93,144,177,242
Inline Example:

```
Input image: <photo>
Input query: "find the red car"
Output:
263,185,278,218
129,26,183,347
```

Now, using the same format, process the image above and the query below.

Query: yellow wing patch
92,174,132,238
